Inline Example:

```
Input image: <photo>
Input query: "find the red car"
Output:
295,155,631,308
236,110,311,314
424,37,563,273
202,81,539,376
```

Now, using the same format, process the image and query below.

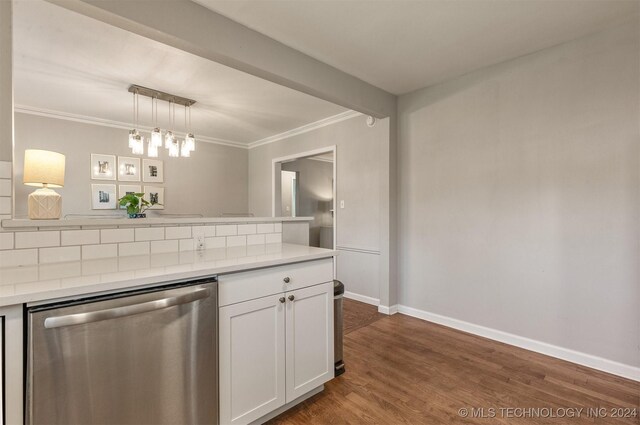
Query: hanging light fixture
126,85,196,158
165,102,180,158
150,96,163,148
181,104,192,157
184,104,196,152
130,89,144,155
164,99,175,150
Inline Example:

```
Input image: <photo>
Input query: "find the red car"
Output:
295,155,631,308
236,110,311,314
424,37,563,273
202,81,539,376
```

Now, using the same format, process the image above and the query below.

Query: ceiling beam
46,0,397,118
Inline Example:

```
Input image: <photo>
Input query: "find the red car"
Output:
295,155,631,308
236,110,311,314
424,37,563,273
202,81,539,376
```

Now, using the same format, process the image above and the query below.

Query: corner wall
397,20,640,372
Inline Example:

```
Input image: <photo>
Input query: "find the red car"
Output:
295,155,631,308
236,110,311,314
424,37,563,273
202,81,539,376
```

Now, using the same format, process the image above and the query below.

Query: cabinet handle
279,297,286,304
288,295,295,301
283,277,291,283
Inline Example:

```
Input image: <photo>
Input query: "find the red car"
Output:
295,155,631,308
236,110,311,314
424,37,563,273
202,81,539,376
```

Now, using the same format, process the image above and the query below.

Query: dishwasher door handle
44,288,211,329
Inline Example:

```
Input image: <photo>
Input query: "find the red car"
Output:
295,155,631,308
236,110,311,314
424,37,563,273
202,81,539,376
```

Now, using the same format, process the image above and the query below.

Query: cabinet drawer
218,258,333,306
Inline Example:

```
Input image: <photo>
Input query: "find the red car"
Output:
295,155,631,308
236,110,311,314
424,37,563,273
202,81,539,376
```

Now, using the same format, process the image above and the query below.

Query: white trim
14,104,249,149
378,304,398,315
336,246,380,255
343,291,379,306
307,156,334,163
397,305,640,382
271,145,337,278
249,110,361,149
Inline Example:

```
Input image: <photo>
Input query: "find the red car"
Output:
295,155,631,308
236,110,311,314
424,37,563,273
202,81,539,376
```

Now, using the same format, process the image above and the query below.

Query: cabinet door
285,281,334,402
219,294,286,425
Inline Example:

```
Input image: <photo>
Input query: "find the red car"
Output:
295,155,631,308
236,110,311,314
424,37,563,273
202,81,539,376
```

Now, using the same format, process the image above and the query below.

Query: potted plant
118,193,160,218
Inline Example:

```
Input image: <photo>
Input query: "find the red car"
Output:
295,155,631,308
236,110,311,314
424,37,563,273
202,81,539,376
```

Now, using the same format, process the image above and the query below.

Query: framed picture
118,185,142,210
91,154,116,180
144,186,165,210
142,159,164,183
91,184,117,209
118,157,141,182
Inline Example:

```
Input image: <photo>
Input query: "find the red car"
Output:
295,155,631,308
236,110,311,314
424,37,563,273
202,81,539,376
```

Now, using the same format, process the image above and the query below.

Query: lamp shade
23,149,65,187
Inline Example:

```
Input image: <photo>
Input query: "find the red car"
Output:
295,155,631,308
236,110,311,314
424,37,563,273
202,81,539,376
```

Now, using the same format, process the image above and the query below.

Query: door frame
271,145,337,252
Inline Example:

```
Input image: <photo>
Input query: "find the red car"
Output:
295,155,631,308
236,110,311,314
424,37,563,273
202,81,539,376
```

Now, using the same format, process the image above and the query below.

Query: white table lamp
23,149,66,220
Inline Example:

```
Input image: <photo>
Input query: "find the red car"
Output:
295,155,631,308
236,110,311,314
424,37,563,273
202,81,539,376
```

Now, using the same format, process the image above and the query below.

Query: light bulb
168,139,180,157
128,130,136,148
151,128,163,147
165,131,174,149
148,140,159,158
180,140,191,157
184,133,196,151
131,134,144,155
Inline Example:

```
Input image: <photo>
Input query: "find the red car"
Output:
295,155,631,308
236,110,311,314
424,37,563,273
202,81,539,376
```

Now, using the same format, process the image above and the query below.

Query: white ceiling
12,0,348,146
194,0,638,95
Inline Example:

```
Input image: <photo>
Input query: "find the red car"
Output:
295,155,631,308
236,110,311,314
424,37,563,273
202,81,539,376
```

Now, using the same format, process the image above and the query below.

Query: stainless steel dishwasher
26,277,218,425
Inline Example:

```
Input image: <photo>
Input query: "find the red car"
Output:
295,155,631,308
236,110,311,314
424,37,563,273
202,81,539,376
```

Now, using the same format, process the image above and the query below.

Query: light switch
340,200,345,209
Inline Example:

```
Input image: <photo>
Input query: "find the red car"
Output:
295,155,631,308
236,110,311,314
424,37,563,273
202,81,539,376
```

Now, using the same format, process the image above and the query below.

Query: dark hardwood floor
268,299,639,424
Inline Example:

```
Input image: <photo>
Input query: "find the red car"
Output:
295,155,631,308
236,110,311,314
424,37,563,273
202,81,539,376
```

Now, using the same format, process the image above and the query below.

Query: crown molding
13,104,249,149
248,110,362,149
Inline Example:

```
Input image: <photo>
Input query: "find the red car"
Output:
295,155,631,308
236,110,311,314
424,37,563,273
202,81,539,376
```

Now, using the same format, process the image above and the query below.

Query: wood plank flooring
268,299,639,425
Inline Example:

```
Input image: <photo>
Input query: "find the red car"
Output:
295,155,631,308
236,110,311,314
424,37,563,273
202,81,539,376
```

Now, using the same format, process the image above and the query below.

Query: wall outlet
340,200,345,209
195,235,205,251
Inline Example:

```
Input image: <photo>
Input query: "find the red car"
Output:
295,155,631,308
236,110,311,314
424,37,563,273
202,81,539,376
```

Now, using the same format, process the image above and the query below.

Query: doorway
272,146,336,249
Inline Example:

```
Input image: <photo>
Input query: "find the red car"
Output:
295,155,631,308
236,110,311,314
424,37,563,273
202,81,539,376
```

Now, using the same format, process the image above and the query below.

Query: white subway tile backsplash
227,235,247,247
216,225,237,236
135,227,164,241
82,244,118,260
266,233,282,244
247,234,266,246
0,161,11,179
101,228,134,244
205,237,226,249
203,226,216,237
0,232,13,250
179,239,195,252
274,223,282,233
119,241,151,257
165,226,191,240
0,197,11,215
237,224,257,235
118,242,150,257
256,223,274,234
15,231,60,249
39,246,81,264
0,249,38,267
151,240,179,254
0,179,11,197
61,230,100,246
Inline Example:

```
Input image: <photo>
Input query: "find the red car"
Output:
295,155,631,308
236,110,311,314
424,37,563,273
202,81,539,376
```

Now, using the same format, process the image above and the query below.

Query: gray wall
397,22,640,367
282,158,333,248
14,113,248,218
249,115,388,300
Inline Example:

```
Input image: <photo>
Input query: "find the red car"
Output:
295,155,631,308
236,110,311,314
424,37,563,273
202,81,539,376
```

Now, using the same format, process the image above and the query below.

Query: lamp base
28,187,62,220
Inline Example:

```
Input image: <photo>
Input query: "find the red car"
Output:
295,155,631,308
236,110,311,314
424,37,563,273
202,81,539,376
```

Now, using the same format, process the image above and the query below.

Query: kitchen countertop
0,243,337,307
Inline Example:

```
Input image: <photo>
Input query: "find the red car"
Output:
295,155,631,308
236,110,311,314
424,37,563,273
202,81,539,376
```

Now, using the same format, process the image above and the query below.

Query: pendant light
130,89,144,155
165,100,175,149
184,104,196,152
150,96,163,149
168,101,180,157
181,104,192,157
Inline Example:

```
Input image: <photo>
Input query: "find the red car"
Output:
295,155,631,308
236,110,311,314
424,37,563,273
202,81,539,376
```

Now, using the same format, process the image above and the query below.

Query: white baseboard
378,304,398,315
397,305,640,382
344,291,379,306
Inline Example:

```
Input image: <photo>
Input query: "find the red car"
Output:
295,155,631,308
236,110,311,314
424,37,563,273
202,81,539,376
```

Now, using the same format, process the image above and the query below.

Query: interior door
285,281,334,402
219,294,286,425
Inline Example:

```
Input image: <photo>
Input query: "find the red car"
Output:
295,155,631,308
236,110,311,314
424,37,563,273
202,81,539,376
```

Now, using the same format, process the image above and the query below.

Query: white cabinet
285,283,334,402
219,259,334,425
219,294,286,425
